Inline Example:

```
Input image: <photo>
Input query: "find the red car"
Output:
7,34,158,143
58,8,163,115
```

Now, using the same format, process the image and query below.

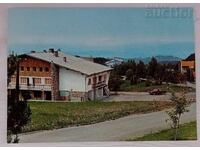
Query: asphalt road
106,92,196,102
19,103,196,143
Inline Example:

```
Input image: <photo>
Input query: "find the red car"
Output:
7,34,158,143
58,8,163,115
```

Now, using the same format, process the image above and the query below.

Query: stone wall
51,62,59,100
59,96,70,101
70,91,88,101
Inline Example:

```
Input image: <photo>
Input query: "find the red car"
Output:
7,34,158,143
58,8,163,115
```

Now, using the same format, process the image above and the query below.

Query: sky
8,8,195,59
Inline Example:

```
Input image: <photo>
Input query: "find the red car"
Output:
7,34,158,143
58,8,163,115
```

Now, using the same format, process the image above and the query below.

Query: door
45,91,51,100
27,78,30,86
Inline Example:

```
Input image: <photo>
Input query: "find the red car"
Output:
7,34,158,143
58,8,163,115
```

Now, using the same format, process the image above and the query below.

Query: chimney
49,48,54,53
31,50,35,53
54,51,58,57
63,57,67,62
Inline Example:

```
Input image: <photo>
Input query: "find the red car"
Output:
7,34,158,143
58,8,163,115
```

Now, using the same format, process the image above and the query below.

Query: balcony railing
8,84,51,91
92,80,106,88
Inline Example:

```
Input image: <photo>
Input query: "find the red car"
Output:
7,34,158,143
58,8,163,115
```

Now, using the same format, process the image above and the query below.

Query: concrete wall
59,67,86,92
88,88,104,100
86,71,111,100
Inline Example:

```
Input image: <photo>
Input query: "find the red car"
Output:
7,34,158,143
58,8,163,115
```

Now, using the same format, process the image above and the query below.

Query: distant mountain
131,55,182,64
184,53,195,61
78,55,182,65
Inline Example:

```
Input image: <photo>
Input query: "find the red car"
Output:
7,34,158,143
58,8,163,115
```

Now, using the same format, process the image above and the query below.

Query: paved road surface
177,82,196,89
106,92,195,102
19,103,196,143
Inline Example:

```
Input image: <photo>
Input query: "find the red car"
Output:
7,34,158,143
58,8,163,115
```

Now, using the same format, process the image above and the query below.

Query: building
105,57,124,67
8,49,112,101
180,60,195,81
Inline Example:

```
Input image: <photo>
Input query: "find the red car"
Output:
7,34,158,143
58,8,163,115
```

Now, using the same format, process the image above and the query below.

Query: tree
7,99,31,143
166,92,191,140
114,59,136,76
108,71,122,94
148,57,158,79
126,69,134,85
7,53,18,84
7,53,32,143
155,63,166,84
136,60,146,78
128,59,137,75
93,57,110,65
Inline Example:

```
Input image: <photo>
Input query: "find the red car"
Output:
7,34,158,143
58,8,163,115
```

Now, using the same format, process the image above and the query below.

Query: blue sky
8,8,194,58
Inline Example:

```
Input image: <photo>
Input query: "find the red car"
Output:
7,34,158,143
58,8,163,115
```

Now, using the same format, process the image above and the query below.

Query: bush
7,91,32,143
145,80,151,87
7,100,31,143
166,92,191,140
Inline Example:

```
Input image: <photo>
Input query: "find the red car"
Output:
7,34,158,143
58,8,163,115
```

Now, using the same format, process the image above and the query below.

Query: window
39,67,43,72
45,67,49,72
33,67,36,71
27,67,30,71
20,77,27,84
98,75,102,82
88,78,91,85
33,78,41,85
45,78,51,84
20,66,24,71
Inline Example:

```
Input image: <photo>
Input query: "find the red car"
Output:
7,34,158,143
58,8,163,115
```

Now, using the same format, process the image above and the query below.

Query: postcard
0,3,199,146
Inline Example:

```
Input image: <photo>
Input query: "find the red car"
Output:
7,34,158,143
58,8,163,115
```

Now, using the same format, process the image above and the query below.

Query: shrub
7,91,32,143
166,92,191,140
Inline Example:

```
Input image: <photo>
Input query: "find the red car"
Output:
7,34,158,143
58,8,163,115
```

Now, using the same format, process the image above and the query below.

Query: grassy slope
127,121,197,141
120,81,195,92
23,101,173,133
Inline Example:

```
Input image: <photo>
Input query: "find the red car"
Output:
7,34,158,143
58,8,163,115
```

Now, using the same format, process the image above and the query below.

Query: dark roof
184,53,195,61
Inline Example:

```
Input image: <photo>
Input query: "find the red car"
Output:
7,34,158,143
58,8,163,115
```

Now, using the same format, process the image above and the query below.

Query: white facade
59,67,86,92
85,71,111,100
59,67,111,92
59,67,111,100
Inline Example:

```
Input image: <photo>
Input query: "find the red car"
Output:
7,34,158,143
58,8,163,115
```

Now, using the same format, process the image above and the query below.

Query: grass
120,81,195,93
127,121,197,141
22,101,173,133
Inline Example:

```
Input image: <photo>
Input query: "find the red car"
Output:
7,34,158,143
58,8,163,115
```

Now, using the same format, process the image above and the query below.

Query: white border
0,1,199,3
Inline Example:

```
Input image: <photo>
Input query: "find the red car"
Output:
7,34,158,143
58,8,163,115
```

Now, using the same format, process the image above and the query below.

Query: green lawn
120,81,195,93
22,101,173,133
127,121,197,141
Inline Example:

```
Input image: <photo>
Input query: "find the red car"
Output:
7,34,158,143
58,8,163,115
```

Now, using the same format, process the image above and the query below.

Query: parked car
149,88,166,95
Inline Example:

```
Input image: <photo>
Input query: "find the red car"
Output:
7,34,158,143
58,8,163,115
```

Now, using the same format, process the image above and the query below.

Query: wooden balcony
8,84,51,91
